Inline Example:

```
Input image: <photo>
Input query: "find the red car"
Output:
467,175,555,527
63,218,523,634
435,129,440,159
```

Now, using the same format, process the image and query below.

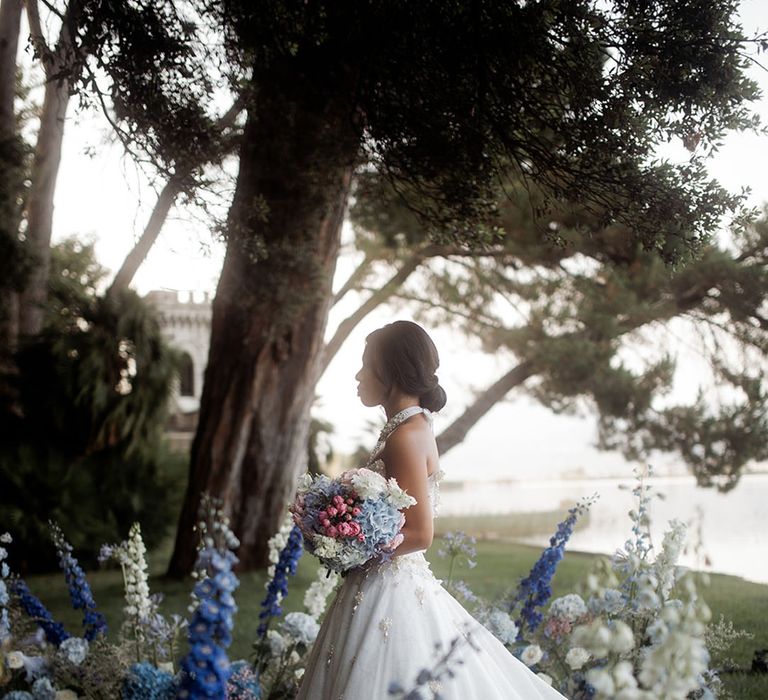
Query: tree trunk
0,0,23,351
167,66,358,576
17,54,71,337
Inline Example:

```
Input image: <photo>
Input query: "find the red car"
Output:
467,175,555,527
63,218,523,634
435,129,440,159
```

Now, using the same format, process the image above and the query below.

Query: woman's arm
381,422,434,556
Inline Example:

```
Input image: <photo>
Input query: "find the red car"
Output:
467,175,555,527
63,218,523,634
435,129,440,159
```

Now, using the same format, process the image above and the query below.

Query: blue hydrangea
122,662,178,700
50,523,107,641
11,579,70,645
256,525,303,638
2,692,35,700
225,660,260,699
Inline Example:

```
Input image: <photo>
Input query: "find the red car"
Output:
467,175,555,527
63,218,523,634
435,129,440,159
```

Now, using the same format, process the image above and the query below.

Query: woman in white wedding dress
296,321,567,700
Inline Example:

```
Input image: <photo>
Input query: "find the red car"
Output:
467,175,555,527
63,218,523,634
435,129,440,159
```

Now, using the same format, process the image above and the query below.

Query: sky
47,1,768,483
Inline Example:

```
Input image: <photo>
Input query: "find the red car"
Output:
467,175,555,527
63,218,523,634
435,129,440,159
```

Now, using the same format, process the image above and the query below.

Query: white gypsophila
537,673,553,686
483,608,519,646
521,644,544,667
350,468,388,500
303,566,340,619
386,478,417,510
613,660,639,689
654,519,687,598
565,646,590,670
281,612,320,646
548,593,587,622
267,629,287,657
609,620,636,654
313,535,343,560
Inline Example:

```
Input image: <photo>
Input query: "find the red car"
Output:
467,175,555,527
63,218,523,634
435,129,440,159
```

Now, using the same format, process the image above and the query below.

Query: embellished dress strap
366,406,432,466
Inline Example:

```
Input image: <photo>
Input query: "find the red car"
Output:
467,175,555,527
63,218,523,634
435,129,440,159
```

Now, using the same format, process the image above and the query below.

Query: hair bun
420,383,447,413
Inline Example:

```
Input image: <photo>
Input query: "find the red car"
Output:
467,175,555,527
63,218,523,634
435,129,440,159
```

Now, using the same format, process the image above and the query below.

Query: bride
296,320,567,699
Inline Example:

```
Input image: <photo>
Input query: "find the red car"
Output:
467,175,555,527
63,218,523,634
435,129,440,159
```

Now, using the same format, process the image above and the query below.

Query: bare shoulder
382,415,433,462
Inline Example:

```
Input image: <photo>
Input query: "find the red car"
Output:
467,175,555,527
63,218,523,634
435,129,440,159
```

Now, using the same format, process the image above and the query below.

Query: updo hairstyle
365,321,447,412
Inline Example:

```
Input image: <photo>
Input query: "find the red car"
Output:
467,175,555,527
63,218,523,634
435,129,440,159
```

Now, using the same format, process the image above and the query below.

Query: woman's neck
382,394,421,420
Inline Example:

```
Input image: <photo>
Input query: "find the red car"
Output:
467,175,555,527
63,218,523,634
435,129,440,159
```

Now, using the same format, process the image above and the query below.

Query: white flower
610,620,635,653
6,650,25,668
59,637,89,665
294,667,305,680
537,672,553,686
483,608,519,645
55,691,78,700
386,478,417,509
613,660,638,688
0,533,11,544
565,646,590,670
313,535,342,559
281,612,320,646
303,566,340,619
350,468,388,499
267,630,287,656
521,644,543,666
296,472,313,494
586,668,616,696
549,593,587,622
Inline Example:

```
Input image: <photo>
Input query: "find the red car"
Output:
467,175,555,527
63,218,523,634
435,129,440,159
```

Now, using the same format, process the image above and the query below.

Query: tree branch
321,249,433,374
436,360,536,454
333,250,373,305
24,0,52,74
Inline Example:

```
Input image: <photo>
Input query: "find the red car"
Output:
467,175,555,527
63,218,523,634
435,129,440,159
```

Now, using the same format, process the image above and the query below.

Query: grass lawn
21,533,768,699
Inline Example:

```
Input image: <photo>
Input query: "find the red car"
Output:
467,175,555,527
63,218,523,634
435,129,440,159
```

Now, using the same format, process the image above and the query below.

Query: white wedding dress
296,406,567,700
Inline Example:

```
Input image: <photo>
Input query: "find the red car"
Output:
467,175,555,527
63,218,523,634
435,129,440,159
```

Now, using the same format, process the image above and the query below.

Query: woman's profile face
355,345,388,407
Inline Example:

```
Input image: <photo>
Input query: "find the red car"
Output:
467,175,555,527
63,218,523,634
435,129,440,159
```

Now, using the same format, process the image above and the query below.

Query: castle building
144,290,212,446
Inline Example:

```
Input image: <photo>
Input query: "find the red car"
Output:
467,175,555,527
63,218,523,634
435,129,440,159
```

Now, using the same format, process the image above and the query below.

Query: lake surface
437,473,768,584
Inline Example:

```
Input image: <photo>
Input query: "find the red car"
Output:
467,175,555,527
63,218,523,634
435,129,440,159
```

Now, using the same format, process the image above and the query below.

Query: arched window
179,352,195,397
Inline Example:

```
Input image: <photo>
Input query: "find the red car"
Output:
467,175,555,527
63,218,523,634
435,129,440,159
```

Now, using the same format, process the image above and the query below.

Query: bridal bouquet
290,468,416,574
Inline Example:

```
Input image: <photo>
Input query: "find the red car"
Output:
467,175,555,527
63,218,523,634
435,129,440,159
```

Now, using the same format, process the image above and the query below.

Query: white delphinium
521,644,544,667
58,637,89,665
654,519,687,598
266,510,297,587
281,612,320,646
303,565,340,619
637,576,711,698
124,523,152,623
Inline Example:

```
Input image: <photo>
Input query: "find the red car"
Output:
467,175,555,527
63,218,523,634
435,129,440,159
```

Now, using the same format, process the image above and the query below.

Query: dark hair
365,320,447,412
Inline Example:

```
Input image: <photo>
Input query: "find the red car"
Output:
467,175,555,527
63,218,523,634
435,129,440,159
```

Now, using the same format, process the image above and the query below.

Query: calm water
437,473,768,584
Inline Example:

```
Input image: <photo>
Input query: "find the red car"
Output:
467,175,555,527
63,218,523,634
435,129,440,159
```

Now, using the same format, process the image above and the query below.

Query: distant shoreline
441,470,768,489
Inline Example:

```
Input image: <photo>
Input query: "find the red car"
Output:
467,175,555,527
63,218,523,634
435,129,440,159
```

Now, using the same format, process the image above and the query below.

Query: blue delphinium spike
11,578,71,645
50,522,107,641
256,524,303,639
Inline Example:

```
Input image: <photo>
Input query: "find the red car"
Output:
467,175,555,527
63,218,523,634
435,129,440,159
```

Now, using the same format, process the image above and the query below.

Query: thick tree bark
167,66,358,576
0,0,23,350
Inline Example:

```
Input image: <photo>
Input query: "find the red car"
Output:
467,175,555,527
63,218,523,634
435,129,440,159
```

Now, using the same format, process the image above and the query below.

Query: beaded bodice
364,406,443,517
